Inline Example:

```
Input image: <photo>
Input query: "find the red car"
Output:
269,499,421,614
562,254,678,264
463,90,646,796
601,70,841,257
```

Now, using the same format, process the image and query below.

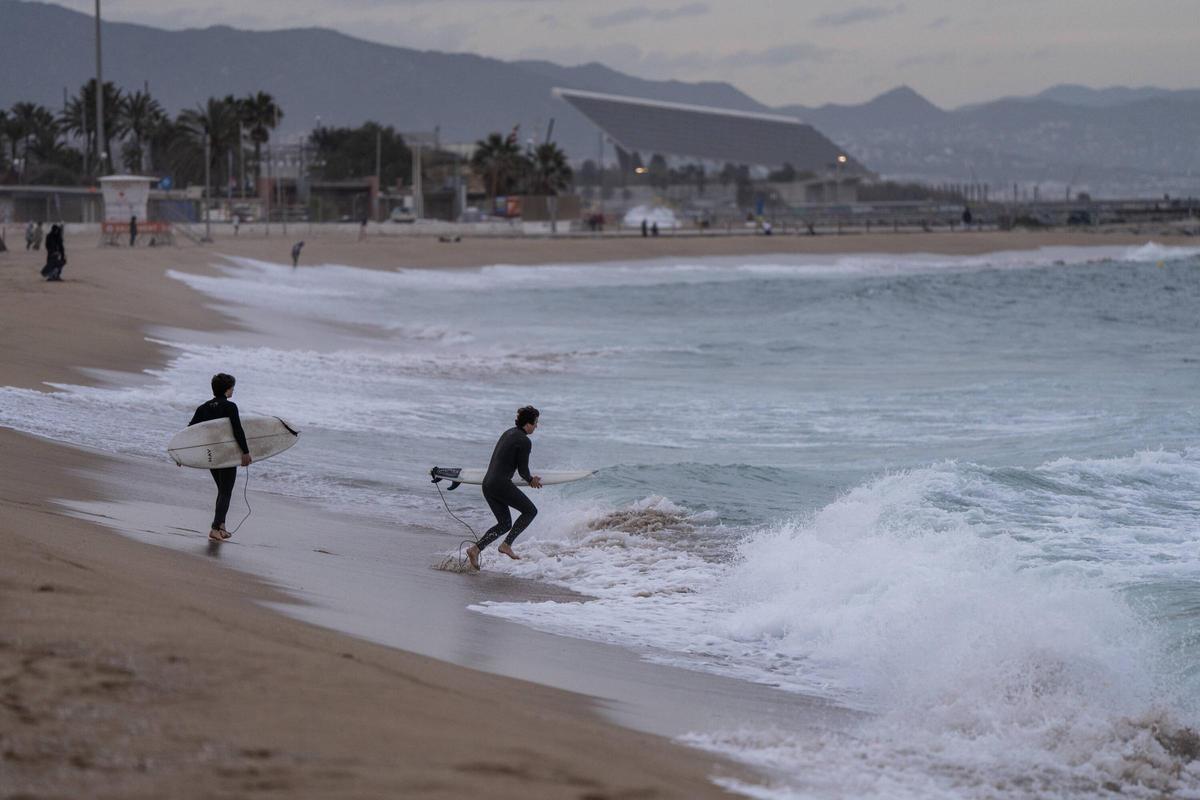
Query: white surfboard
430,466,593,489
168,415,300,469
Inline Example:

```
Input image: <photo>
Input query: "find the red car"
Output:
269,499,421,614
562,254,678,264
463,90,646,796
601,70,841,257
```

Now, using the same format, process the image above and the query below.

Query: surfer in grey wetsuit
189,373,252,541
466,406,543,570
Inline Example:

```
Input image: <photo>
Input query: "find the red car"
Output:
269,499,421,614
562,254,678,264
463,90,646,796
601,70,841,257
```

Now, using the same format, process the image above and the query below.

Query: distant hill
777,86,947,130
0,0,769,162
781,85,1200,197
1,1,1196,196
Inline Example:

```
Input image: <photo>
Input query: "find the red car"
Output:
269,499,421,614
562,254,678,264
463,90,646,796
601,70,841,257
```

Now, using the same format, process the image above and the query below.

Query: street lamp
835,154,847,202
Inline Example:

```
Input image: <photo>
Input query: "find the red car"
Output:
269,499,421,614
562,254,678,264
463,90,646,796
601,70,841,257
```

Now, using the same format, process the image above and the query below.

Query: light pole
412,141,423,220
203,135,212,242
835,154,847,202
94,0,106,176
374,125,381,222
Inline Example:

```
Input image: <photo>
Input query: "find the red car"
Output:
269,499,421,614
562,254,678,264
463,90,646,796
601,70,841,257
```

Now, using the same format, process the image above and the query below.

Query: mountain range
3,0,1197,197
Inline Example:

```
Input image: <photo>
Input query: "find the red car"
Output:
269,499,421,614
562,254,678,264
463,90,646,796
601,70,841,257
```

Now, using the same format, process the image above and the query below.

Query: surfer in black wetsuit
466,406,543,570
189,373,252,541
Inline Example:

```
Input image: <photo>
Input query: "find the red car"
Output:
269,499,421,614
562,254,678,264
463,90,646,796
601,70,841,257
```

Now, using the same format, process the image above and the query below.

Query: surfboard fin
430,467,463,490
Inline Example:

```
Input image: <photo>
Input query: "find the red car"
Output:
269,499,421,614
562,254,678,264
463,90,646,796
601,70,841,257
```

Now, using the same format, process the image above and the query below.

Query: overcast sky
50,0,1198,108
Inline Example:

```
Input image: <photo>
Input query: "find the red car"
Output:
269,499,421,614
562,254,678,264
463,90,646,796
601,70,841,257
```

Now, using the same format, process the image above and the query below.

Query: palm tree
119,90,166,172
179,97,240,192
471,131,523,210
9,103,59,180
26,125,83,185
238,91,283,181
61,80,124,174
153,117,204,187
525,142,573,195
10,103,40,160
60,94,92,171
0,109,17,172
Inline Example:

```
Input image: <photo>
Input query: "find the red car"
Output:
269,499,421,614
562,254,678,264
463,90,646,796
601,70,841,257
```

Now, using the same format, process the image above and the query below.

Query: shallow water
5,242,1200,797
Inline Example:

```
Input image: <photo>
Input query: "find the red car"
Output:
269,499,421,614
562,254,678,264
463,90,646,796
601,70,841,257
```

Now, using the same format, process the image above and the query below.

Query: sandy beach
0,226,1167,797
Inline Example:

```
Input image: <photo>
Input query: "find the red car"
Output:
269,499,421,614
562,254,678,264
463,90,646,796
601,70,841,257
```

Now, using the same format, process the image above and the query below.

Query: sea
3,242,1200,798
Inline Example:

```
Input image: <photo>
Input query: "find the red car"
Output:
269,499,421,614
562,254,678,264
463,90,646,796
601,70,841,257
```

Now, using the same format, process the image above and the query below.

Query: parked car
389,207,416,223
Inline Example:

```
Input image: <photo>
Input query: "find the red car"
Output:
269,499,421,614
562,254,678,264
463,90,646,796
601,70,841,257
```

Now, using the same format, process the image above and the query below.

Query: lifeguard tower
99,175,173,245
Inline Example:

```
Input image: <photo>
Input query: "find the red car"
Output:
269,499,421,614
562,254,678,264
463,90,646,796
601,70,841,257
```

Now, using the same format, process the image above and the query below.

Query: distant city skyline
43,0,1197,108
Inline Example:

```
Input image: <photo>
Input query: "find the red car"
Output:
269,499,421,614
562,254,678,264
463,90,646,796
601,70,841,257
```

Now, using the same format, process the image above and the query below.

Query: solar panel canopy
555,88,865,174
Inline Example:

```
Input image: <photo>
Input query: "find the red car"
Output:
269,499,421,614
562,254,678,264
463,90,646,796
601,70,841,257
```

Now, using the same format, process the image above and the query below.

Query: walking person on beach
41,224,66,281
24,220,34,250
32,221,43,251
291,240,304,268
465,406,543,570
129,215,138,247
189,373,252,541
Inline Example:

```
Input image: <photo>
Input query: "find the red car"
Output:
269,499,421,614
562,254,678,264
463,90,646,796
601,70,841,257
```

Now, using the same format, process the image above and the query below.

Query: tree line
1,85,575,203
0,82,285,189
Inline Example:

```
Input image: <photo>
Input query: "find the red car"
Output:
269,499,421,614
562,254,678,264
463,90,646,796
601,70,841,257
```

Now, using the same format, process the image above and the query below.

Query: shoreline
0,236,760,798
0,229,1174,797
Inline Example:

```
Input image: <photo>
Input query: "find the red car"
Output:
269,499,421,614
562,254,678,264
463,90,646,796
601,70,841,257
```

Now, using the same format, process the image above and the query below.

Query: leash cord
226,465,252,535
434,480,481,569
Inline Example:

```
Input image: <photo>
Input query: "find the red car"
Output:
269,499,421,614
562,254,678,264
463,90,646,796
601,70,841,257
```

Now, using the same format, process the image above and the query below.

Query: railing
156,204,206,245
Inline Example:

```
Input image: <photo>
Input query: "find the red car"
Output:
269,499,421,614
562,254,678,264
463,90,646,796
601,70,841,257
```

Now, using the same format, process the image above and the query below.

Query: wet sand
0,227,1160,797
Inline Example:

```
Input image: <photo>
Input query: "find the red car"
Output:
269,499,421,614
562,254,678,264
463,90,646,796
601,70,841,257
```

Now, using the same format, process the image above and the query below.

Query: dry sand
0,227,1162,797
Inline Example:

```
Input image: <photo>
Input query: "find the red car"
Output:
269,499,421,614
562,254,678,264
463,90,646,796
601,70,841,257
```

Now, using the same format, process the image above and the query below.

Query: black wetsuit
189,397,249,530
476,426,537,550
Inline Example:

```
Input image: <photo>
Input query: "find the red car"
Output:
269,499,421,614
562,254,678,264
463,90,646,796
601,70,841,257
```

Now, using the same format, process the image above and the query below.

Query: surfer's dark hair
211,373,236,396
516,405,540,427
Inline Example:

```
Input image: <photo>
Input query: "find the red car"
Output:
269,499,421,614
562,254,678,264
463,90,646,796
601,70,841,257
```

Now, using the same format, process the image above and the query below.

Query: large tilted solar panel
556,88,860,172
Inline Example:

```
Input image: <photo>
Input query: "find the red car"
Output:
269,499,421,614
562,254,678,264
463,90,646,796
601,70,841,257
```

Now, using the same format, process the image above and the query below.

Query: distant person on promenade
641,218,648,237
40,224,65,281
188,373,251,541
32,221,43,251
961,206,973,230
129,215,138,247
465,406,543,570
291,240,304,268
651,221,659,237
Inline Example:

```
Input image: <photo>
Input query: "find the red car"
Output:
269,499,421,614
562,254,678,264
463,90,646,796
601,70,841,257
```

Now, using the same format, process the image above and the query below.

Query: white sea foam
184,245,1200,312
476,451,1200,797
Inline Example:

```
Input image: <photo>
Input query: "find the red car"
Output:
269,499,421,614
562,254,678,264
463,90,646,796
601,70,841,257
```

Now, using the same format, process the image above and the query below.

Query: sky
47,0,1199,108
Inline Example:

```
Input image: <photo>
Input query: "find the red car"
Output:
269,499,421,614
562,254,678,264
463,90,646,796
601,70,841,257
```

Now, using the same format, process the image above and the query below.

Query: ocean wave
475,450,1200,796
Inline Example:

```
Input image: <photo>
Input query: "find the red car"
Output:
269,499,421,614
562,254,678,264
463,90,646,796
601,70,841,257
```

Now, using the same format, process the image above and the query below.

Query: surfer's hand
530,476,543,488
241,453,252,467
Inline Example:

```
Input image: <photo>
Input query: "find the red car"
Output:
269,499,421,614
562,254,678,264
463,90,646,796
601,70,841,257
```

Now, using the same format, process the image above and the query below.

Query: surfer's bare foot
498,543,521,560
466,545,480,570
208,528,230,541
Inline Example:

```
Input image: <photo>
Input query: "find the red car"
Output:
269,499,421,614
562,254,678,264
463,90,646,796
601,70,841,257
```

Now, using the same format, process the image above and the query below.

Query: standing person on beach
41,224,66,281
465,406,543,570
189,373,252,541
32,221,43,251
129,215,138,247
291,240,304,268
24,220,34,250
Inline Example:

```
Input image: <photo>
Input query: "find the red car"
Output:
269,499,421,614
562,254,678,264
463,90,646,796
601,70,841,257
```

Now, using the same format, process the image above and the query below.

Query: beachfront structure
553,87,870,202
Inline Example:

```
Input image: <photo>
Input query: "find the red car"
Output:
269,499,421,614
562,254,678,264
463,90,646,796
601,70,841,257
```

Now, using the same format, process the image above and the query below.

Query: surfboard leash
225,465,253,535
433,479,482,570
